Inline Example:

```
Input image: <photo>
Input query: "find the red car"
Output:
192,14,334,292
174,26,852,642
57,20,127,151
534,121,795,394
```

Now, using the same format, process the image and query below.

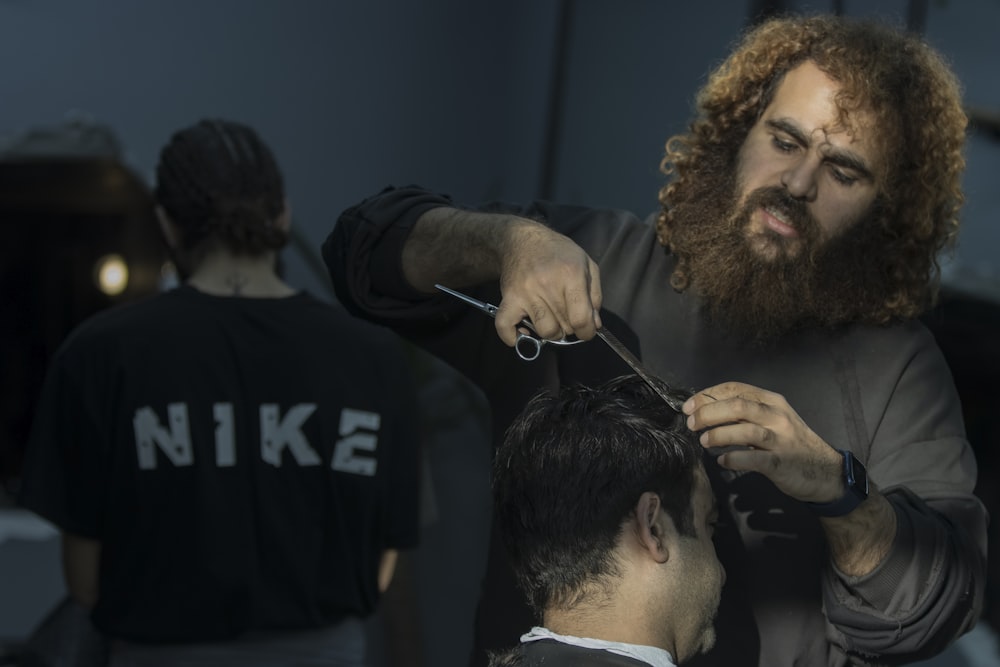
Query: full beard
666,170,890,346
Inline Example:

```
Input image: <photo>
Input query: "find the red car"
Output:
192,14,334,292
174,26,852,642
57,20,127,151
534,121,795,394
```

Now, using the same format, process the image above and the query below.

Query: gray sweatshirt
323,185,987,667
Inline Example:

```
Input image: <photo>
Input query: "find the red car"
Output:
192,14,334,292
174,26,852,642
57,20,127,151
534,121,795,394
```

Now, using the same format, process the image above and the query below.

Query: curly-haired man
323,14,987,667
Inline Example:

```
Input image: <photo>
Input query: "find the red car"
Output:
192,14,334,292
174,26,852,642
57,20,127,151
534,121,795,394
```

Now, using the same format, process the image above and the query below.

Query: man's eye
831,168,858,186
771,136,797,153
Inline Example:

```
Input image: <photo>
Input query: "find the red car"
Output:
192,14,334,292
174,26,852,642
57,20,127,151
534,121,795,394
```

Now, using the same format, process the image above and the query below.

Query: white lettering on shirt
260,403,321,467
332,408,380,476
131,403,380,477
133,403,194,470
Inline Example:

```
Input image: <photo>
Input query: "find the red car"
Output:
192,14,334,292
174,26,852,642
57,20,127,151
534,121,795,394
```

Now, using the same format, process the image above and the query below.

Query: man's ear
155,206,180,249
635,491,675,564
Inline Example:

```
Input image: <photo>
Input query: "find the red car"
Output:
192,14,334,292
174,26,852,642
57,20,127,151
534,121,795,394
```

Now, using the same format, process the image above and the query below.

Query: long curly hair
657,14,967,322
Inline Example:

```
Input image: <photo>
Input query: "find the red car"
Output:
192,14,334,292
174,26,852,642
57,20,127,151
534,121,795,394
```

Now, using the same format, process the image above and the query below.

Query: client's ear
635,492,674,564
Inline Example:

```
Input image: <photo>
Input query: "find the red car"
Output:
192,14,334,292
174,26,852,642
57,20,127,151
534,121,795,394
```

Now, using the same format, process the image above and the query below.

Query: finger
692,381,782,406
572,260,603,336
687,395,773,433
698,421,773,451
497,288,566,343
713,447,773,473
494,299,533,347
523,297,567,341
683,382,762,416
561,282,599,341
682,387,722,415
536,260,601,341
589,261,603,313
704,444,755,457
714,447,843,503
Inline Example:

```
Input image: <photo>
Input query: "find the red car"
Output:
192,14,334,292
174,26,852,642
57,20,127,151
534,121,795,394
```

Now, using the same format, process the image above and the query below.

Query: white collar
520,626,676,667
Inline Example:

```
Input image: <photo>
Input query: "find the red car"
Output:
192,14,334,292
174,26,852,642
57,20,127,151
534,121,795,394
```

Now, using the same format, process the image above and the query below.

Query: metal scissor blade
435,283,542,335
436,283,590,362
435,284,498,318
596,326,684,412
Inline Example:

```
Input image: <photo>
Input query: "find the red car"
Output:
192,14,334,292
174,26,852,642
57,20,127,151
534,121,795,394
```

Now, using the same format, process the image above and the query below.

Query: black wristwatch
806,449,869,518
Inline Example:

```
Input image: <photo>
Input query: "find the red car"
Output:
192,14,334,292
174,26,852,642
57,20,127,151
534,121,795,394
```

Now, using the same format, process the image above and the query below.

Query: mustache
735,186,817,237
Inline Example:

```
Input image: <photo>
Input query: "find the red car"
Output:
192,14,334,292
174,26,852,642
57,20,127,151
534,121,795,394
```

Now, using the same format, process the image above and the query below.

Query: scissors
436,283,700,414
435,284,586,361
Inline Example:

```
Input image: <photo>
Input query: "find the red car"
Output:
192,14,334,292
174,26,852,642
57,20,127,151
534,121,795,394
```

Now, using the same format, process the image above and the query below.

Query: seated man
490,375,724,667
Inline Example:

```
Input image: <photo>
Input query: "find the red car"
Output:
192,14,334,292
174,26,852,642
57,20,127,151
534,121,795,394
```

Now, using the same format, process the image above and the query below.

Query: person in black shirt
20,119,420,666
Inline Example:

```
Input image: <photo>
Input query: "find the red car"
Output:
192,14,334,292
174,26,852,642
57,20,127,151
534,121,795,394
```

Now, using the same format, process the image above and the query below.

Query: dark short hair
155,119,287,257
493,375,702,617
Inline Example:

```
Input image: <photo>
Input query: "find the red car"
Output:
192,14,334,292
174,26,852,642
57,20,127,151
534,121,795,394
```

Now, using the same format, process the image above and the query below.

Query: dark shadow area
922,287,1000,634
0,150,167,663
0,157,166,496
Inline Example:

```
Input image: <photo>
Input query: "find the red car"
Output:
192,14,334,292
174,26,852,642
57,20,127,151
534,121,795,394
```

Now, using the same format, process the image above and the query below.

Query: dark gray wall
1,1,995,300
0,0,560,297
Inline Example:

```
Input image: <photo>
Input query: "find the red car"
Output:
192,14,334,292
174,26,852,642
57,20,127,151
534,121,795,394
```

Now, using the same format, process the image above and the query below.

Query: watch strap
806,450,868,518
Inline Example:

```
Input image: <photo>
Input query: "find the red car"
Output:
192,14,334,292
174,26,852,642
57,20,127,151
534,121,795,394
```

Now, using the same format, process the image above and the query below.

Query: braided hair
155,119,287,263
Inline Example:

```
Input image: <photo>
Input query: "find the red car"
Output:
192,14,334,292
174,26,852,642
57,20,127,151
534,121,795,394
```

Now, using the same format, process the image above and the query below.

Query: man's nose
780,157,819,201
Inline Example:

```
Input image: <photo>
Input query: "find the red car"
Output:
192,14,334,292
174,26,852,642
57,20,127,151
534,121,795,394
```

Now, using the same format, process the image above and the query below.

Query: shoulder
298,294,408,347
487,647,524,667
291,295,416,380
825,317,957,419
841,317,948,377
56,291,173,354
839,318,971,486
534,202,652,239
525,202,662,271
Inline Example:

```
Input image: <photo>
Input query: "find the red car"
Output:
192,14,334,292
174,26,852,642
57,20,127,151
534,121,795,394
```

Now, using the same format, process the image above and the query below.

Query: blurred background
0,1,997,666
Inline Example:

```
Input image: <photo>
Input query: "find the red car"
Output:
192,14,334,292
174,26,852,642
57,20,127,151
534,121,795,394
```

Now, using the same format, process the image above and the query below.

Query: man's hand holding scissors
403,206,603,346
492,217,603,346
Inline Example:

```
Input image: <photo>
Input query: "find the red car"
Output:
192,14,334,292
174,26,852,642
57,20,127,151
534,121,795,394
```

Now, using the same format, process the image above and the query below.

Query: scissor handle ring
514,334,542,361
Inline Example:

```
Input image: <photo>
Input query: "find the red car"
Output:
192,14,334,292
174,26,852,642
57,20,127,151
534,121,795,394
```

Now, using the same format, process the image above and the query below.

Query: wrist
806,450,869,518
499,215,549,253
812,450,849,503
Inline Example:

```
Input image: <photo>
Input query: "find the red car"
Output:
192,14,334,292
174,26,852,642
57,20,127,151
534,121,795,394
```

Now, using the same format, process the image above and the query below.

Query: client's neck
186,249,294,298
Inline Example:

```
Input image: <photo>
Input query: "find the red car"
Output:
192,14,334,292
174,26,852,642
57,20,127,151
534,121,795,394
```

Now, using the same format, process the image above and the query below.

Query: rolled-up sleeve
323,185,456,324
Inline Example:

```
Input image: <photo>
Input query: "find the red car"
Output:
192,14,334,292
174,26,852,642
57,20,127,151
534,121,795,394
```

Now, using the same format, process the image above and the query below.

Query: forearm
820,487,897,576
401,206,544,294
378,548,399,593
822,491,986,661
61,532,101,609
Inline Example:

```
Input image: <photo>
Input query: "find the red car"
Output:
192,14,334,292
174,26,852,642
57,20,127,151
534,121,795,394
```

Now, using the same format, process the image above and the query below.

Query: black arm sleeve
323,185,457,325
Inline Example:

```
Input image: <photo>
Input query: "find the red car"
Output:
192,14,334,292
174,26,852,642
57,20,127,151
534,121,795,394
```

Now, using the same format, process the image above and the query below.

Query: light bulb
94,254,129,296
